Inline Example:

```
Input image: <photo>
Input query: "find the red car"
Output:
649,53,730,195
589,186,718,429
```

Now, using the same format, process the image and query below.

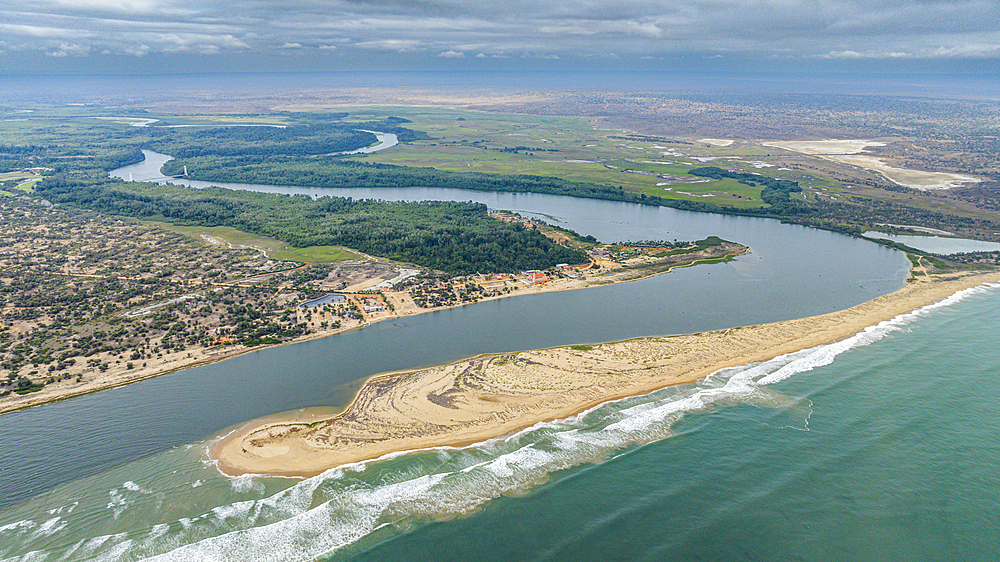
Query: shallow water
339,284,1000,562
863,230,1000,254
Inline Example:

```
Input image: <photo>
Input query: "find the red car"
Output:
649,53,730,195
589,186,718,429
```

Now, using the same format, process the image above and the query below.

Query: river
0,152,923,560
336,131,398,154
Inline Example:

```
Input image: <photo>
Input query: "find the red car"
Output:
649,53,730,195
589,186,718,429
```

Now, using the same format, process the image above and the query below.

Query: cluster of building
487,211,545,229
299,292,387,320
588,244,679,264
474,270,549,289
298,261,592,321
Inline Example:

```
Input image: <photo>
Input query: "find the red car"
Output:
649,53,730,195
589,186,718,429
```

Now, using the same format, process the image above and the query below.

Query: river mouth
3,282,997,562
0,151,906,522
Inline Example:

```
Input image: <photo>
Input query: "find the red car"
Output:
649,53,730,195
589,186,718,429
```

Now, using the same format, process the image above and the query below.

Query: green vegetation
4,102,1000,266
331,104,1000,241
402,273,493,308
34,179,587,275
148,223,362,264
4,99,997,408
0,110,420,178
688,168,806,215
147,115,429,159
161,154,664,204
492,354,517,366
154,125,375,158
1,108,587,275
695,236,726,247
159,121,1000,241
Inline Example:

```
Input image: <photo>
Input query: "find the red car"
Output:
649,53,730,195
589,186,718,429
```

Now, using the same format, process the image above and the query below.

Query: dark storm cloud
1,0,997,70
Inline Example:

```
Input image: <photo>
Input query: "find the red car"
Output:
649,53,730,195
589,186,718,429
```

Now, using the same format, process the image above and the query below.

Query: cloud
47,42,90,57
0,0,997,71
43,0,164,14
123,44,151,57
823,50,864,59
818,42,1000,60
355,39,424,52
930,42,1000,58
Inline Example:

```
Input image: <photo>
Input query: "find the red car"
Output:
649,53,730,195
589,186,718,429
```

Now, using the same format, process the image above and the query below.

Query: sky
2,0,999,75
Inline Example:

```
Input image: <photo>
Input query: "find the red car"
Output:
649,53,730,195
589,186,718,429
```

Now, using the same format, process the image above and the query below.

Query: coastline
210,269,1000,478
0,245,745,415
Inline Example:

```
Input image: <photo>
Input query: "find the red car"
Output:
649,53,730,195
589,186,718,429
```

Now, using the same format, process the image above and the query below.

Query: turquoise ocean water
1,283,997,561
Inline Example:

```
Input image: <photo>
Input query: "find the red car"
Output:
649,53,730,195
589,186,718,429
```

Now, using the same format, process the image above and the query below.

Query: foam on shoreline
4,275,997,562
211,270,1000,480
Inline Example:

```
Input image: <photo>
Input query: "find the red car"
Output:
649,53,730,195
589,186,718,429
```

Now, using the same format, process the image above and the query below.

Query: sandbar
211,269,1000,478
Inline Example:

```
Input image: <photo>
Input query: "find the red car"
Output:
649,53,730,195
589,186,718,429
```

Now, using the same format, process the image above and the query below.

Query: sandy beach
211,269,1000,478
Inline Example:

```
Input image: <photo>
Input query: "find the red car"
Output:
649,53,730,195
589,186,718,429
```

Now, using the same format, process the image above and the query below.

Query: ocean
1,283,996,561
1,72,997,559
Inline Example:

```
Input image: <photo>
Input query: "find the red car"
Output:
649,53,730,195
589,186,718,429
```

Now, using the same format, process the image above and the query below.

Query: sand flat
762,139,980,189
762,139,884,155
825,154,981,190
211,269,1000,478
698,138,734,147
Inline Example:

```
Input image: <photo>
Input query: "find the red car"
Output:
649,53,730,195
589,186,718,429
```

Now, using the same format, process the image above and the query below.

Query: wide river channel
0,150,909,510
0,151,926,561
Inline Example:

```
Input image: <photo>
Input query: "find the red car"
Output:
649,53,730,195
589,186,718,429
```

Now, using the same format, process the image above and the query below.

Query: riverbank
0,244,746,415
211,269,1000,478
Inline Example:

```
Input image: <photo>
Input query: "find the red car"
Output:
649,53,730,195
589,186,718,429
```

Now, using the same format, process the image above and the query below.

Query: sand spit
212,270,1000,478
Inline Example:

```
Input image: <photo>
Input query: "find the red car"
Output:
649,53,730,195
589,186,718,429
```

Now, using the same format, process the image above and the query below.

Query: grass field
0,173,42,196
0,104,829,210
5,104,998,239
0,172,37,181
332,106,832,208
147,222,363,264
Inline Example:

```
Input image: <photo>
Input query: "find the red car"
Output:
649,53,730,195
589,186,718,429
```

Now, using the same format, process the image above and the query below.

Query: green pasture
146,222,362,264
0,104,846,215
331,105,806,208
